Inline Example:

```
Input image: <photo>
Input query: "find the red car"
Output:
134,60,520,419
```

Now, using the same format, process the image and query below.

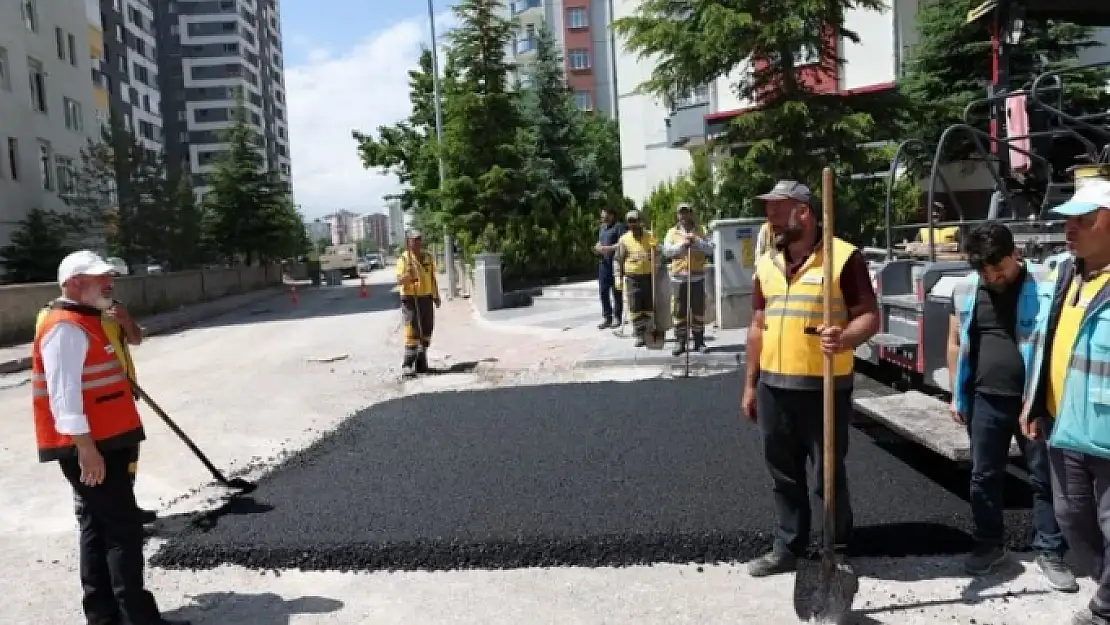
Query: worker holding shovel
662,202,714,356
740,178,879,622
395,230,440,377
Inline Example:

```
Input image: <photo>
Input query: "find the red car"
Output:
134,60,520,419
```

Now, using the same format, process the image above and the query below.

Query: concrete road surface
0,270,1095,624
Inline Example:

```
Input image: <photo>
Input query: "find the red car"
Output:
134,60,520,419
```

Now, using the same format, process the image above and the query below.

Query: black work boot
416,349,430,374
401,352,417,377
748,549,798,577
139,508,157,525
672,335,686,356
694,333,708,353
634,330,646,347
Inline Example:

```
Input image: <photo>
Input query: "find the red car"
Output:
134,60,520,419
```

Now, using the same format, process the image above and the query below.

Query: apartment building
323,209,358,246
154,0,291,198
0,0,99,248
505,0,616,115
352,212,389,251
387,199,404,247
86,0,110,135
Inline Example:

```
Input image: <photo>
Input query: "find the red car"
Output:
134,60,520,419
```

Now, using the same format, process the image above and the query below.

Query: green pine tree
0,208,73,283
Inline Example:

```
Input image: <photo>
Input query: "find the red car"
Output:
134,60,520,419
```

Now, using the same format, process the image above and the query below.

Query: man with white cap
1021,178,1110,625
741,179,879,578
30,250,187,625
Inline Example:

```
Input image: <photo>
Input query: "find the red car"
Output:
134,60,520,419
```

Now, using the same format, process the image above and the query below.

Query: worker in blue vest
947,222,1075,589
1021,179,1110,625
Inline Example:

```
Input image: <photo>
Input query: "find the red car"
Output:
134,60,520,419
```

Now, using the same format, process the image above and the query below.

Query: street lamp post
427,0,456,299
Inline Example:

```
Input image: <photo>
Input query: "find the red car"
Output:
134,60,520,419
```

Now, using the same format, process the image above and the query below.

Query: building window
56,28,67,60
6,138,18,180
22,1,38,33
116,24,124,43
567,48,590,71
0,47,9,91
27,58,46,113
795,43,820,66
56,156,75,196
64,98,83,132
143,94,151,112
39,141,52,191
573,91,593,110
68,33,77,66
566,7,588,29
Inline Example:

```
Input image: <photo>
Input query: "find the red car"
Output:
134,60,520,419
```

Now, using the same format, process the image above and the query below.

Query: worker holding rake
662,202,714,356
395,230,440,377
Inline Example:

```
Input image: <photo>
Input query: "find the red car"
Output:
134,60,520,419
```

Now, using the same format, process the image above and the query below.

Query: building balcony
511,0,543,21
665,101,709,149
514,37,537,57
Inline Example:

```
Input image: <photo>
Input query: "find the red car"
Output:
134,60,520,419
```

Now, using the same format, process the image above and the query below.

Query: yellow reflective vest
395,250,437,297
35,304,136,382
917,226,959,244
619,231,657,275
754,237,857,390
664,225,708,276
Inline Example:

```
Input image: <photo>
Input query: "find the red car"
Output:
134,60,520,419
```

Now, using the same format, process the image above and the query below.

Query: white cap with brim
57,250,115,286
1051,179,1110,217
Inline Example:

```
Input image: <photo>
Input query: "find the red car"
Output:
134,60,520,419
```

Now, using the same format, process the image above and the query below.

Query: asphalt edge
0,287,285,375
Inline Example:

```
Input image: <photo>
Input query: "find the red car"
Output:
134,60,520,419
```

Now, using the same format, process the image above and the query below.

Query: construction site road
0,270,1098,624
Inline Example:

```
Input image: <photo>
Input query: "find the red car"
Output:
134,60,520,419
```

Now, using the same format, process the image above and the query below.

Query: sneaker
747,549,797,577
401,364,416,378
1036,552,1079,592
964,544,1008,575
1073,608,1110,625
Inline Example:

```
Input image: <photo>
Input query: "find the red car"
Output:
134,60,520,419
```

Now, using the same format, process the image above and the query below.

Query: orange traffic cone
290,285,298,306
359,277,368,298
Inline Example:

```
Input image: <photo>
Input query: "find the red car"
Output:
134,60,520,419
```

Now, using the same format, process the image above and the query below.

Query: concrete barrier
0,264,283,346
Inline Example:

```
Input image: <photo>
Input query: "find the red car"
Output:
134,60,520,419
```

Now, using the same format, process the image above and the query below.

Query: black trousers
60,446,161,625
671,278,706,340
401,295,435,367
624,274,654,335
1051,448,1110,618
598,261,622,322
756,381,854,555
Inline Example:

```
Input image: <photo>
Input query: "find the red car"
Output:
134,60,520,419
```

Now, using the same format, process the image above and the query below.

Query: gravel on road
150,374,1034,573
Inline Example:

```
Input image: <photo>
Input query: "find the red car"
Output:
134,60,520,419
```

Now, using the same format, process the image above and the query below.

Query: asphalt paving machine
856,0,1110,397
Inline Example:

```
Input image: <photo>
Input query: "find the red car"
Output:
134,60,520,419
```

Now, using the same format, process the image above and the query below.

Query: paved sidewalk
0,286,285,374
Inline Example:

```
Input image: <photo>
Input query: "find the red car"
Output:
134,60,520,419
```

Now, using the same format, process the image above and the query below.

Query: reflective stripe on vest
951,268,1044,418
665,225,707,276
31,309,144,463
620,231,657,275
755,237,856,390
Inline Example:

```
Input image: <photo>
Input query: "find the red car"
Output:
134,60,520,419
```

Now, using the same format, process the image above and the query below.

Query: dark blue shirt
598,222,626,262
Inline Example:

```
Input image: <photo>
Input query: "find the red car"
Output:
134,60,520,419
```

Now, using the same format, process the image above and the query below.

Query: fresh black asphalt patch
150,374,1035,572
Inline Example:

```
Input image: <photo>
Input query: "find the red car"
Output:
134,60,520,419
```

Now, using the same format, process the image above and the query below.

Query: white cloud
285,13,454,219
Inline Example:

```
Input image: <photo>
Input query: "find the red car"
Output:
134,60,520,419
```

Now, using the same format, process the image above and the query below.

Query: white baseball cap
57,250,116,286
1052,179,1110,217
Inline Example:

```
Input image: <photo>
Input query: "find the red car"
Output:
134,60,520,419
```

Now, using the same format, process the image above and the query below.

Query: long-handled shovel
644,241,665,349
793,167,858,624
684,247,692,376
130,381,257,495
403,241,426,373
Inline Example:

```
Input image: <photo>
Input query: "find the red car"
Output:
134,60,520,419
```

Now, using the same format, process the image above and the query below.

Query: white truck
319,244,360,279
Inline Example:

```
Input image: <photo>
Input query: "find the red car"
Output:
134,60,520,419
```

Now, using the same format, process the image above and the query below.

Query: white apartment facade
387,199,404,247
0,0,100,250
504,0,616,115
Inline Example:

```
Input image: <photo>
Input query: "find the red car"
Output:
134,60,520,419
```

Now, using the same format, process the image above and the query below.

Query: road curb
573,353,742,371
0,287,284,375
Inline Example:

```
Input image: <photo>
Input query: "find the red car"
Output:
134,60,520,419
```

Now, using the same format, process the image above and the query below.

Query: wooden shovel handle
822,166,836,552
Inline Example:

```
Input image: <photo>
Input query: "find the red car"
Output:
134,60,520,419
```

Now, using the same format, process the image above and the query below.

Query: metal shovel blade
793,552,859,624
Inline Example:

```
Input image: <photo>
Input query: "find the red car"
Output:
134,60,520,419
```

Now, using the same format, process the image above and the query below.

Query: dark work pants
598,262,622,322
1050,448,1110,618
401,295,435,367
671,278,706,341
757,382,853,555
967,392,1065,553
625,274,654,336
60,446,161,625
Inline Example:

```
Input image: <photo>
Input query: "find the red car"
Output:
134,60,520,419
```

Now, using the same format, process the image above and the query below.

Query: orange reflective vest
32,305,144,462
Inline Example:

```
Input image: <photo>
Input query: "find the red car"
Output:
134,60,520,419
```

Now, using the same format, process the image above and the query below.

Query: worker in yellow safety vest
662,202,714,355
918,202,960,245
395,230,440,376
36,282,156,525
740,179,880,579
614,210,658,347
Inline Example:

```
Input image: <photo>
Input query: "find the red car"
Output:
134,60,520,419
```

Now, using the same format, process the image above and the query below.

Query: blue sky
281,0,459,218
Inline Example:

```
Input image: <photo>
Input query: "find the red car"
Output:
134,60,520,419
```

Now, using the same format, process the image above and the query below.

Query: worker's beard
80,286,113,310
773,211,804,250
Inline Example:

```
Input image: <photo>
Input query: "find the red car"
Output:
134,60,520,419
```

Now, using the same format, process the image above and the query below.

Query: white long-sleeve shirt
39,312,91,436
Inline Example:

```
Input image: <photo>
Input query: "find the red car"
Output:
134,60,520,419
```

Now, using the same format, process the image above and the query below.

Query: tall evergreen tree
0,208,73,283
440,0,530,250
614,0,910,243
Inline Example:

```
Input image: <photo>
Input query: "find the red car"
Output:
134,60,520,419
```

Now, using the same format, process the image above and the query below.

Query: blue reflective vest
1024,254,1110,459
951,265,1045,417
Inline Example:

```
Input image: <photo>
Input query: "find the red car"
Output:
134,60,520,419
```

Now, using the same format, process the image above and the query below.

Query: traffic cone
359,277,368,298
290,285,298,306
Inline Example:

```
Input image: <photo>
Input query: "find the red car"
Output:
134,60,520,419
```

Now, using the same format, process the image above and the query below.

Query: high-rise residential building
504,0,615,116
387,200,404,247
97,0,161,154
0,0,100,250
352,212,389,251
323,209,358,246
86,0,111,136
154,0,291,199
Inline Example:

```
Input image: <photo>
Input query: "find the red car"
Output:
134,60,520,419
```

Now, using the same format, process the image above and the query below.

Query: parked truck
319,244,360,279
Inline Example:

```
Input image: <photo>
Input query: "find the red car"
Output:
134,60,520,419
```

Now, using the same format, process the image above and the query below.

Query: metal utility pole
427,0,456,299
